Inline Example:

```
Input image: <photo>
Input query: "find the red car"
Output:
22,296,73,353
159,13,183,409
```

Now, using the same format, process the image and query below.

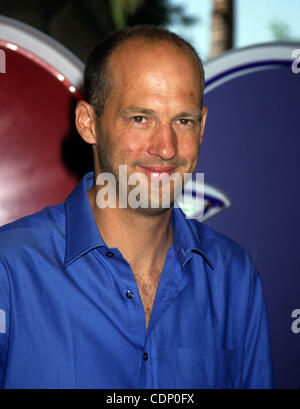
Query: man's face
95,39,207,215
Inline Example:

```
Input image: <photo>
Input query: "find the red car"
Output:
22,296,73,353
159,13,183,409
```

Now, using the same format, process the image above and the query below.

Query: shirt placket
142,248,190,388
97,246,147,384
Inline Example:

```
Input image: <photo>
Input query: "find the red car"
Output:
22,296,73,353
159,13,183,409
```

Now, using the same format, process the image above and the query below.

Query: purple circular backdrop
197,43,300,389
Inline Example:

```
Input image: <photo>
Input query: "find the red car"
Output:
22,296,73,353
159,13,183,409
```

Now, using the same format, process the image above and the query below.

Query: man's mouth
137,165,177,179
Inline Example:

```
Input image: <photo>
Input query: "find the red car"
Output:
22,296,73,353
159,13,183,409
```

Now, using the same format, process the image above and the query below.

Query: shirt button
143,352,148,361
126,290,134,299
106,251,114,258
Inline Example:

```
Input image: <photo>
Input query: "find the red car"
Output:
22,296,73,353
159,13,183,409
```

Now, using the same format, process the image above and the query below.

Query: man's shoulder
184,216,258,276
188,217,242,250
0,203,65,257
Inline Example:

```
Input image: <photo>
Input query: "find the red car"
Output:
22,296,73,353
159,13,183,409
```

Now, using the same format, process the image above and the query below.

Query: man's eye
131,116,146,123
178,119,194,127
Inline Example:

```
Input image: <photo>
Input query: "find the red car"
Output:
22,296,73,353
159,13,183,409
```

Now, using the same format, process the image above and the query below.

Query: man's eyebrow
120,107,203,119
173,109,203,119
120,107,157,116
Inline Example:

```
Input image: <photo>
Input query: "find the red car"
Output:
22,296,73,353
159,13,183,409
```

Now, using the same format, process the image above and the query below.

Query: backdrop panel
199,44,300,389
0,15,84,226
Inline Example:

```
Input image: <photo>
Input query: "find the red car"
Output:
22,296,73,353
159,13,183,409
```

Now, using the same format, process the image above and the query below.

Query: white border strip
204,42,300,82
204,65,282,94
0,15,84,88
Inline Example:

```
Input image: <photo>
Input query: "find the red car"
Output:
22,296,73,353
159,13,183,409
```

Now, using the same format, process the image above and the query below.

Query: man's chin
130,205,172,217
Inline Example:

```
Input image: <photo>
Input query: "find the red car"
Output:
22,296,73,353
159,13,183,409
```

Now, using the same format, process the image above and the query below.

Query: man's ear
199,106,208,144
75,100,97,145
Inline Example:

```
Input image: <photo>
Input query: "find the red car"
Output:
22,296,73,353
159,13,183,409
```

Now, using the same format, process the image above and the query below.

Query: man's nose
147,123,177,160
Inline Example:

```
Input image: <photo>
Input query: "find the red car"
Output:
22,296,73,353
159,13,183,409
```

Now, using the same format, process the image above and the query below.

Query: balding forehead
106,36,205,108
109,37,203,79
111,37,196,62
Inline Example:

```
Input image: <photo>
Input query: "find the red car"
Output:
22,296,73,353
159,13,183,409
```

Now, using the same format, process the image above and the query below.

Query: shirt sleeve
241,268,275,388
0,260,10,388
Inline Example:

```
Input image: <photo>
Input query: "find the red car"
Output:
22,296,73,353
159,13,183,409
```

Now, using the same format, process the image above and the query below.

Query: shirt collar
64,172,107,267
171,207,215,270
64,172,215,270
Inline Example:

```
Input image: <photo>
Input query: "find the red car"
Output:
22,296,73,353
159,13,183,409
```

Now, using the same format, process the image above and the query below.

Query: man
0,25,274,388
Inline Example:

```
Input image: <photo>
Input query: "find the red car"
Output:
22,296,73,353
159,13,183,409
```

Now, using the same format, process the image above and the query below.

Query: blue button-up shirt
0,172,274,388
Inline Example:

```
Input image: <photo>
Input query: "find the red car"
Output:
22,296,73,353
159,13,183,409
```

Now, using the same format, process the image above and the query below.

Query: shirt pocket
175,347,235,389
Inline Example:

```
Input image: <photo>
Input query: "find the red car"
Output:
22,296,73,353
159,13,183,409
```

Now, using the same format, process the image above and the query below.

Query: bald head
84,25,205,116
107,37,203,108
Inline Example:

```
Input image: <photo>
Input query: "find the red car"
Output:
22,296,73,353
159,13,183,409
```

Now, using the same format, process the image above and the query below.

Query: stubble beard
96,144,185,216
95,124,196,215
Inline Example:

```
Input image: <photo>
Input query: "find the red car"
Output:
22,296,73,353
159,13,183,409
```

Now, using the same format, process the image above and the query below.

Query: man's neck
87,185,173,272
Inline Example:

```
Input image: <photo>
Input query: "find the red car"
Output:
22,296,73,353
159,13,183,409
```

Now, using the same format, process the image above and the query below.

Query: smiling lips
137,165,177,179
